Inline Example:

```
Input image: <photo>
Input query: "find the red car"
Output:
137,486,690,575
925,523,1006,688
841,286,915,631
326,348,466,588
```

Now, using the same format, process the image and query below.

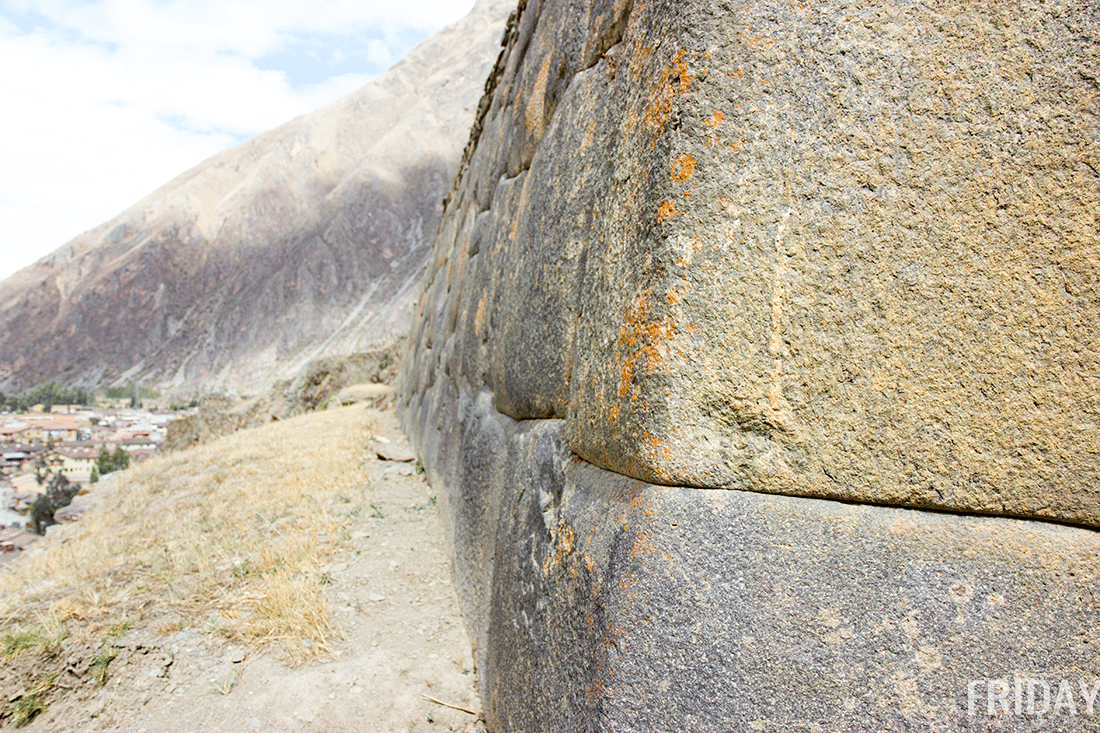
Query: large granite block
410,387,1100,732
402,0,1100,526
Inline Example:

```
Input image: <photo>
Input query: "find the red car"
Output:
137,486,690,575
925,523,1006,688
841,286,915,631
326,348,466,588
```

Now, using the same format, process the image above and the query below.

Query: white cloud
0,0,476,280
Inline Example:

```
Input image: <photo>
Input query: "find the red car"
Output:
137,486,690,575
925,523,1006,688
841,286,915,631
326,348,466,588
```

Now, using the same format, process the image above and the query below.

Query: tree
97,446,112,475
29,474,79,535
96,446,130,477
30,495,55,535
34,456,49,486
89,465,100,484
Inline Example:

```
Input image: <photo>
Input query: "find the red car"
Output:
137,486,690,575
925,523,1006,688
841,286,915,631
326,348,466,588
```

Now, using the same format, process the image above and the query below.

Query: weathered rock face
407,390,1100,731
399,0,1100,730
163,343,402,452
405,0,1100,527
0,0,514,398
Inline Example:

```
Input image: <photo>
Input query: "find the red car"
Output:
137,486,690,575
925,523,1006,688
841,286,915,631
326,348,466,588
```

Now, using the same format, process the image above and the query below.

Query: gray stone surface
404,387,1100,732
402,0,1100,526
398,0,1100,729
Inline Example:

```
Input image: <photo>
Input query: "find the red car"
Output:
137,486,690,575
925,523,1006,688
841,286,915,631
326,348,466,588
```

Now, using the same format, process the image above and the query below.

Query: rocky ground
0,407,484,733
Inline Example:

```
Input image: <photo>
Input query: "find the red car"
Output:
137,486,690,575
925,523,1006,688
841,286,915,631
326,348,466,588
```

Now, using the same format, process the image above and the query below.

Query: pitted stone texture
401,0,1100,526
403,387,1100,732
567,0,1100,524
403,0,636,421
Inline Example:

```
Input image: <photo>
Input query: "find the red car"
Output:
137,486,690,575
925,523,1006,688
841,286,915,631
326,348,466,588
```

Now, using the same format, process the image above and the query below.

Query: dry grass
0,404,378,666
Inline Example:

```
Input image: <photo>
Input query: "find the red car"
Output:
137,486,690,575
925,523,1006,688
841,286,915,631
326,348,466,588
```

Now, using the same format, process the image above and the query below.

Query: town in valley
0,388,191,563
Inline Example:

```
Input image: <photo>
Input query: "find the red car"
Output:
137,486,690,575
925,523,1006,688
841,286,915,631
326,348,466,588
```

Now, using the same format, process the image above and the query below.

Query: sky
0,0,477,281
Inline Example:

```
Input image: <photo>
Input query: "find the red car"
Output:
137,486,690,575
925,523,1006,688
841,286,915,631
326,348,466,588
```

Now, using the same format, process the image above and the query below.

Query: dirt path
3,407,484,733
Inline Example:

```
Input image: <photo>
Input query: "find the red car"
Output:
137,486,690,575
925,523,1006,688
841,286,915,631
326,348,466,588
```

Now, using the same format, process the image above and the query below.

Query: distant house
0,528,38,553
10,474,39,493
0,444,44,474
45,445,97,483
125,447,156,464
0,424,30,444
116,437,159,453
42,419,80,443
2,416,80,443
120,422,158,439
2,451,27,472
10,444,45,473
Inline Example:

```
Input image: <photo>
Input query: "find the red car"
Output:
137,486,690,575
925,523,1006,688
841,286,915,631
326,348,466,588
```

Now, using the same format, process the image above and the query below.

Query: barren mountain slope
0,0,513,398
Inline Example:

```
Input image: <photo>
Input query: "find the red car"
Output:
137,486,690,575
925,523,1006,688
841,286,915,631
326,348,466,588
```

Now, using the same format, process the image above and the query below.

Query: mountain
0,0,514,398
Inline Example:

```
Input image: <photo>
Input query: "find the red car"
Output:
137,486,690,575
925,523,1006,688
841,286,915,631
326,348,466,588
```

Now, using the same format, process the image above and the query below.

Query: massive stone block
561,0,1100,526
399,0,1100,729
403,388,1100,731
405,0,1099,526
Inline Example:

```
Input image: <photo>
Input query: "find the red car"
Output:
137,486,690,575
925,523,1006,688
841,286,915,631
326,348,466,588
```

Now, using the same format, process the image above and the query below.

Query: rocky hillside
0,0,513,399
0,405,482,733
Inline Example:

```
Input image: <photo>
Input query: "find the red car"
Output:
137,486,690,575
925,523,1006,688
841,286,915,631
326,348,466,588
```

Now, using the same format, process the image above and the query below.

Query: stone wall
399,1,1100,730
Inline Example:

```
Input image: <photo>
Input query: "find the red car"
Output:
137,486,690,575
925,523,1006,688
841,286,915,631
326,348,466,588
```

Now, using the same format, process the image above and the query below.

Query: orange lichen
641,428,676,473
642,49,693,148
541,519,576,576
526,54,553,138
629,39,654,82
671,153,695,181
580,120,598,152
702,111,725,127
611,281,688,422
628,492,657,518
474,297,487,333
656,200,677,223
739,29,774,48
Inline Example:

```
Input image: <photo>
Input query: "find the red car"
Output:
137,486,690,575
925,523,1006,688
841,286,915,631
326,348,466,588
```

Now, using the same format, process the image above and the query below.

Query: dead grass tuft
0,405,377,666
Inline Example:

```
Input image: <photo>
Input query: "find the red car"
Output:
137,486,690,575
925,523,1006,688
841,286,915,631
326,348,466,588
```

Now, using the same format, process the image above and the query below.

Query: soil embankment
0,405,481,732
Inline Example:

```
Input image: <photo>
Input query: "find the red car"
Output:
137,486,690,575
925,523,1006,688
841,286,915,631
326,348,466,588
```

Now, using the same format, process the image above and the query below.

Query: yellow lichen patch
656,200,677,223
738,29,774,49
474,296,488,334
642,49,693,148
628,37,654,82
628,492,657,519
541,518,576,576
526,53,553,139
613,281,689,412
641,429,676,480
671,153,695,181
630,530,672,563
702,111,727,146
580,120,598,152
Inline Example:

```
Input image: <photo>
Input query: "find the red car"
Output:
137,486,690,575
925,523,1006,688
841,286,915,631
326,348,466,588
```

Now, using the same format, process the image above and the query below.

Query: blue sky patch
256,28,426,88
